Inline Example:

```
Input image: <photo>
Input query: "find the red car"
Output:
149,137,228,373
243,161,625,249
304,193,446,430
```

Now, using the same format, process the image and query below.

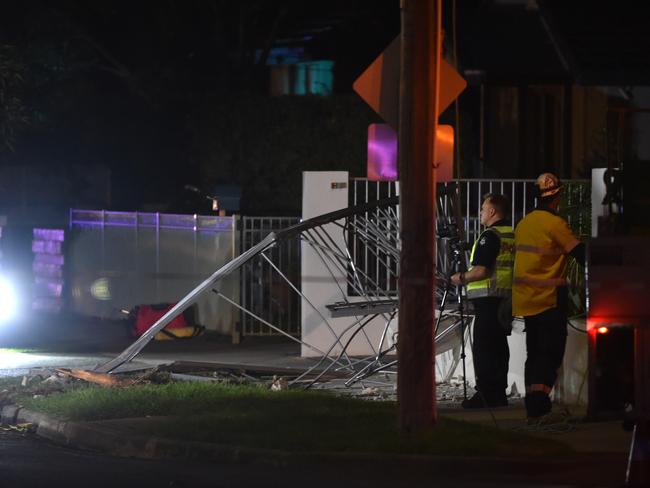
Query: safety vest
466,225,515,299
512,209,580,317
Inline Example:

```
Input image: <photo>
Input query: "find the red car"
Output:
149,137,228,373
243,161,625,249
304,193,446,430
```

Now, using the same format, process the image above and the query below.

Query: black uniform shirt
470,219,509,269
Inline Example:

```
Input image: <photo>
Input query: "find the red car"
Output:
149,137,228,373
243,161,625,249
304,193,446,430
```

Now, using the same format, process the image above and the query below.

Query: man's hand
450,272,463,286
450,266,489,286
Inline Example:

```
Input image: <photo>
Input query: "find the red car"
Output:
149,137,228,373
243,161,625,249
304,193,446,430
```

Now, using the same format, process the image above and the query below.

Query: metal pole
627,325,650,486
397,0,440,434
155,212,160,302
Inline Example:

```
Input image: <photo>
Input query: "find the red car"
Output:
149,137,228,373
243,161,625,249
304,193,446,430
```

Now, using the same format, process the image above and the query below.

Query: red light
597,326,609,334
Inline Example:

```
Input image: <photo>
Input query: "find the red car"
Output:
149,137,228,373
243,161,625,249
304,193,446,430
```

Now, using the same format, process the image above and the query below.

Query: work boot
461,392,508,409
525,391,552,418
461,393,485,409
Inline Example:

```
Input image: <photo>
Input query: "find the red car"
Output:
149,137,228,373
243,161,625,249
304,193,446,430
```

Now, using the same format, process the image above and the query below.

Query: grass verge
23,381,573,458
0,375,24,390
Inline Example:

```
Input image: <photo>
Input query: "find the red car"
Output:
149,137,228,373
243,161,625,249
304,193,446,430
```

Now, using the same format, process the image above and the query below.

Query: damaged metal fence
95,178,590,389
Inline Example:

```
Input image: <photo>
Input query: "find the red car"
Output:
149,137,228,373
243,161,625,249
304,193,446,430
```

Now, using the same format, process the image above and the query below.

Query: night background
1,0,649,223
0,3,649,485
0,1,400,222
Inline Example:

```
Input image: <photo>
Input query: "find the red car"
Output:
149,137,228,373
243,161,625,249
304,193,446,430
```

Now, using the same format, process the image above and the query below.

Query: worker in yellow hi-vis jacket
451,193,514,409
513,173,585,424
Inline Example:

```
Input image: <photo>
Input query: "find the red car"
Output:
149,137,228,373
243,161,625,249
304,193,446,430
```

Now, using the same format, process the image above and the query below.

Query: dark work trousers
470,296,510,401
523,287,568,417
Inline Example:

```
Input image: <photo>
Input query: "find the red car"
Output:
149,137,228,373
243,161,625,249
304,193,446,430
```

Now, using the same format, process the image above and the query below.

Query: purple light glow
70,220,233,233
33,228,65,241
367,124,398,181
32,240,63,255
34,277,63,297
34,253,65,266
70,209,233,233
33,261,63,278
32,297,62,313
31,228,65,314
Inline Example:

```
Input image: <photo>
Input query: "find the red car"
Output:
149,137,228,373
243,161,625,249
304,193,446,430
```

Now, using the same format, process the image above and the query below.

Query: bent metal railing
96,198,402,374
94,232,277,373
96,178,589,382
232,178,589,339
95,196,465,387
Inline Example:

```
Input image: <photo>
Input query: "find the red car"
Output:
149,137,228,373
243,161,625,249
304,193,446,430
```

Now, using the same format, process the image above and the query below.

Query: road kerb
2,405,628,487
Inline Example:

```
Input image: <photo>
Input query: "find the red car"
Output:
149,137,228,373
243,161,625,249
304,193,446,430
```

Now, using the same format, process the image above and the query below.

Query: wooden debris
55,368,135,387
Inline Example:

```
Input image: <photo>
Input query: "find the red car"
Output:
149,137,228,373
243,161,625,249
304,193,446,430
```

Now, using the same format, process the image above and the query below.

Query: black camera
436,225,456,239
448,238,471,253
437,222,470,253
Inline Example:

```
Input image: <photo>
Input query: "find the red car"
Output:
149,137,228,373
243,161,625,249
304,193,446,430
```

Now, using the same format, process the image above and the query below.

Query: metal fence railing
439,179,591,244
349,177,591,295
237,178,591,336
239,216,301,336
349,179,400,297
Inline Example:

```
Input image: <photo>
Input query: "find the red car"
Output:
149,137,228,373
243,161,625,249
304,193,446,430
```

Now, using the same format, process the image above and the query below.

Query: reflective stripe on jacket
466,225,514,299
512,209,579,317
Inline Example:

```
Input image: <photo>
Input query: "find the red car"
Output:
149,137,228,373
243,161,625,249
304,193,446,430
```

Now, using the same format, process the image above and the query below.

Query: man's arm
451,266,488,286
450,229,499,286
552,217,582,259
569,242,585,267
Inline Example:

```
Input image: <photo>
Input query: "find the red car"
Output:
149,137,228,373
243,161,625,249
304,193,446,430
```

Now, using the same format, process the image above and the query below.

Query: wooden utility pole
397,0,441,434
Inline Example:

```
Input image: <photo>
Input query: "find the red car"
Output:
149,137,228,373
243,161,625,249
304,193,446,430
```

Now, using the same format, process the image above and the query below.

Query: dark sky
0,1,403,217
1,0,648,219
0,1,401,91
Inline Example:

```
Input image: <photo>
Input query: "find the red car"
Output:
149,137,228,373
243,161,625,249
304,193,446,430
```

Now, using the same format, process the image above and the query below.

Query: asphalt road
0,428,419,488
2,427,617,488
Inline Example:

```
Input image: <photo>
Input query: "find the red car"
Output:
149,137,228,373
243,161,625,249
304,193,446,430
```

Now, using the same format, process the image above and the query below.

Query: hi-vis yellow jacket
512,209,580,316
466,225,515,299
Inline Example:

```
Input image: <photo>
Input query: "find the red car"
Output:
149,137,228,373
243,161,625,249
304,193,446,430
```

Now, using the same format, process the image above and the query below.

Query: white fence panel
68,210,239,335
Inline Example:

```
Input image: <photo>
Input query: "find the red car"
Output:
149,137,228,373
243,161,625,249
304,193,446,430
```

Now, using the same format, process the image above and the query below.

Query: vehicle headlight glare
0,277,18,322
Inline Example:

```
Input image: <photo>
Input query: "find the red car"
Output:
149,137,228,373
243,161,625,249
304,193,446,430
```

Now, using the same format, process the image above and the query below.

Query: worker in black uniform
451,193,514,408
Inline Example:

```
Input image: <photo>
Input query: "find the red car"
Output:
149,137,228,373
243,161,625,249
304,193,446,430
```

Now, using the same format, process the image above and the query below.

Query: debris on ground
357,387,390,400
169,373,220,383
55,368,136,387
360,387,380,396
270,375,288,391
42,374,66,385
0,422,34,433
0,369,77,407
1,361,523,414
0,367,167,406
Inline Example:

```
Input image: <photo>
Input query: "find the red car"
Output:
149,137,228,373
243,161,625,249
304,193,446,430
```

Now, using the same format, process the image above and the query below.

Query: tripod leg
456,285,469,401
435,287,449,335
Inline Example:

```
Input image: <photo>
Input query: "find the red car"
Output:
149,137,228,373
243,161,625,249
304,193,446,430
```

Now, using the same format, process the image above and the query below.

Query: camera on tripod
434,186,473,402
437,222,471,254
